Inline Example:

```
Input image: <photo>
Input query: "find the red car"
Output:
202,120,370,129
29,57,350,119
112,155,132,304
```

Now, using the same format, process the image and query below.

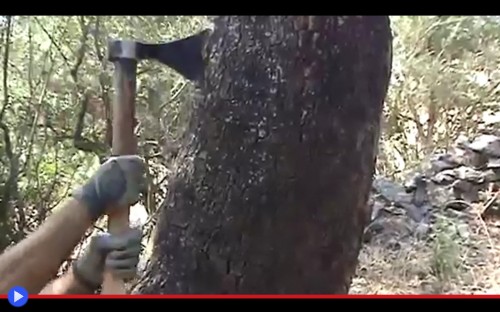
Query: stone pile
365,133,500,243
427,134,500,213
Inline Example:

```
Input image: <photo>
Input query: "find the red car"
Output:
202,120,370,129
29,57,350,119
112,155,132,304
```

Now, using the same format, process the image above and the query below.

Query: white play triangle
13,291,23,302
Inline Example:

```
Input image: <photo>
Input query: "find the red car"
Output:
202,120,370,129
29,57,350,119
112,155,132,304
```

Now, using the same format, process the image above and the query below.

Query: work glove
72,228,143,290
72,155,147,221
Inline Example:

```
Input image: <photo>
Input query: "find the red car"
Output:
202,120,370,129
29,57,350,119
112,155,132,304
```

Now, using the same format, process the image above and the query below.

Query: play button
8,286,28,307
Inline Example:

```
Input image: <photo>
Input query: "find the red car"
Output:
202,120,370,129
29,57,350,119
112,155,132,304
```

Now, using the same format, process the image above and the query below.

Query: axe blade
140,29,210,81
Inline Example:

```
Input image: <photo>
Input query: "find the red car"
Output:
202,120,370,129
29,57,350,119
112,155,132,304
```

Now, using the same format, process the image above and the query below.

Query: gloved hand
72,228,143,290
72,155,146,221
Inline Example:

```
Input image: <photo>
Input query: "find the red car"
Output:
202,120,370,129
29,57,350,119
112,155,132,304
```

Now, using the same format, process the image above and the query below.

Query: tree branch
93,16,113,148
72,92,108,156
70,16,91,82
0,17,18,233
0,15,12,121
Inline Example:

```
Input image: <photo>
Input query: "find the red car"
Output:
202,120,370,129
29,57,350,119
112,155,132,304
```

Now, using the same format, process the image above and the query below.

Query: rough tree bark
135,16,392,294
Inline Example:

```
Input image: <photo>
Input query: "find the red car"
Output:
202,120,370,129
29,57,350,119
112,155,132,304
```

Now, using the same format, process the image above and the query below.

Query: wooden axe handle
102,211,130,294
101,58,138,294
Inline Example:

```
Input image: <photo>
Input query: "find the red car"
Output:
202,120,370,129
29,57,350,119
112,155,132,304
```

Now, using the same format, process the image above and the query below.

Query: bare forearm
39,267,95,294
0,198,93,294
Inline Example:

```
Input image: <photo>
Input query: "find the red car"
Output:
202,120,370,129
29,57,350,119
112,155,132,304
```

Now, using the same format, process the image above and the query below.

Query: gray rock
402,202,428,222
414,222,431,239
430,153,461,172
428,185,455,207
432,170,457,185
370,200,386,221
404,173,427,193
373,177,408,204
452,180,481,202
487,158,500,169
456,223,470,239
386,238,402,250
467,134,500,157
454,166,486,184
444,208,469,219
483,169,500,182
444,199,473,211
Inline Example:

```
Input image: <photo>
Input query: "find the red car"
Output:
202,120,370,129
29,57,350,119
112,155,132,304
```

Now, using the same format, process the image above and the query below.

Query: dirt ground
350,204,500,294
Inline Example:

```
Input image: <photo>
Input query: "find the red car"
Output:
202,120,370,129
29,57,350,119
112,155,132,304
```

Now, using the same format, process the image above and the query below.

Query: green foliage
0,16,208,244
378,16,500,181
430,216,462,281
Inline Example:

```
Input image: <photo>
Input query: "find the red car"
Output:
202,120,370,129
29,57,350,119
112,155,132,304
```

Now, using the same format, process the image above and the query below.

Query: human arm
0,155,146,294
39,266,95,294
40,229,142,294
0,199,93,294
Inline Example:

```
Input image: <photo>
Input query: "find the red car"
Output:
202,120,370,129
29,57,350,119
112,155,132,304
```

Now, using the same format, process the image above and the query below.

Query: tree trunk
135,16,392,294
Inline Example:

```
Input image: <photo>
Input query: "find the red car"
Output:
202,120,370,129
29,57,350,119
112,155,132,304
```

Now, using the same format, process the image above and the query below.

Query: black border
2,297,498,310
3,5,463,15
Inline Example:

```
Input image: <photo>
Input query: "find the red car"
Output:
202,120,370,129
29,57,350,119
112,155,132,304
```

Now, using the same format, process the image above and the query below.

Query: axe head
144,29,210,81
108,29,210,82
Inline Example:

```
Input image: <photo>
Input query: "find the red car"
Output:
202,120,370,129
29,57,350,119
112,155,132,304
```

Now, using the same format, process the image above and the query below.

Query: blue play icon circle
8,286,28,307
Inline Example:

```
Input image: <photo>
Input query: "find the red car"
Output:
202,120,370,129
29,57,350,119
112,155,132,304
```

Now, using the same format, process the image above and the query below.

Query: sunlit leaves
380,16,500,181
0,16,208,232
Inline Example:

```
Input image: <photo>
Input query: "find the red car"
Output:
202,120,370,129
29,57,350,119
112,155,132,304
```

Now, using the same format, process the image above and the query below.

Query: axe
103,30,208,294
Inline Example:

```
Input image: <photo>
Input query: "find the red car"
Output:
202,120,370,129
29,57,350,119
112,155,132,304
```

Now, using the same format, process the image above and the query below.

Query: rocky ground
351,133,500,294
